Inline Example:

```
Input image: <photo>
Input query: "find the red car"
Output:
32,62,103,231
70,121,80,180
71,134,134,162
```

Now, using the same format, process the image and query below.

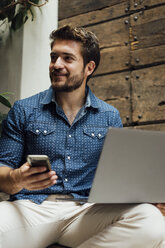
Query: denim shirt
0,86,123,204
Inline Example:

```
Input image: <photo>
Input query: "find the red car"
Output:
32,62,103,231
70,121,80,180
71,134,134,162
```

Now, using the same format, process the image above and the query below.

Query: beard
50,70,85,92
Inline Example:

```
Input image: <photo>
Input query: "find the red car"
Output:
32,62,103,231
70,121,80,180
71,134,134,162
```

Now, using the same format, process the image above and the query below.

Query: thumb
20,162,31,173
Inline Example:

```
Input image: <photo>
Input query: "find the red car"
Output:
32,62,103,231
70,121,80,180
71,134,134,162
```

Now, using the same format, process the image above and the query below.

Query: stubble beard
50,71,85,92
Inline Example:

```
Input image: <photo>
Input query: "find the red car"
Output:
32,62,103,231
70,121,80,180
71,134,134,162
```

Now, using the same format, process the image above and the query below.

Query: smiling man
50,39,88,92
0,25,165,248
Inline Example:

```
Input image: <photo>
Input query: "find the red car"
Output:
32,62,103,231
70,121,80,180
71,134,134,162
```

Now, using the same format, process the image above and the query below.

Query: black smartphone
27,155,51,172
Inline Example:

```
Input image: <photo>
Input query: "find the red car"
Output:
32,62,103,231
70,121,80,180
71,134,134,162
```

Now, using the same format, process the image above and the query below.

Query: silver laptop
59,128,165,204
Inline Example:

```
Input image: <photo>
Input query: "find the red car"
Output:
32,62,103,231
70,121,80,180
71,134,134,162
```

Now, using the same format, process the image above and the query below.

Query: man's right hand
9,162,58,193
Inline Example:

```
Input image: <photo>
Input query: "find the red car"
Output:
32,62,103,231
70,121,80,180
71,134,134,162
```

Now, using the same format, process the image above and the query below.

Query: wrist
9,169,23,194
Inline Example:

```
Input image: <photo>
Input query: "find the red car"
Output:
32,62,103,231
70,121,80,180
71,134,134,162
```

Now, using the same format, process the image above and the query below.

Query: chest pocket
83,126,108,163
28,123,56,136
25,122,56,155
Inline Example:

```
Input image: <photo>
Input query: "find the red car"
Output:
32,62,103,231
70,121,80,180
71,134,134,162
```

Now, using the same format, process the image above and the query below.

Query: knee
136,204,165,243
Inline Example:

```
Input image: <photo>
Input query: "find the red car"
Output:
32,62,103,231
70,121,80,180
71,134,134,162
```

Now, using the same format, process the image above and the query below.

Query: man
0,25,165,248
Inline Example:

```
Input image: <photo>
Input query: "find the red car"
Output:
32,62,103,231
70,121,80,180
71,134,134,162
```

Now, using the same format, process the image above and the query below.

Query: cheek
49,62,54,70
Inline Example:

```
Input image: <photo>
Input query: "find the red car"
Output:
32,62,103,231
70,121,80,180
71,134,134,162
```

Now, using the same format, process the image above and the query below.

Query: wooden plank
130,5,165,50
130,19,165,50
88,72,131,124
59,1,129,28
88,18,129,49
131,44,165,67
95,46,130,75
132,64,165,123
130,0,165,11
59,0,126,20
130,5,165,26
133,123,165,131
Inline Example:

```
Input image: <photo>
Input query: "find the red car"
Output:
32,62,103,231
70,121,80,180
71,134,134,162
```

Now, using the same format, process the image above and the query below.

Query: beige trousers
0,200,165,248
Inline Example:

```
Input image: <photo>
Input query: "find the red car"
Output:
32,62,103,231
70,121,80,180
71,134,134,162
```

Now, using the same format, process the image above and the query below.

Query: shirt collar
86,86,99,109
40,86,99,109
40,86,54,105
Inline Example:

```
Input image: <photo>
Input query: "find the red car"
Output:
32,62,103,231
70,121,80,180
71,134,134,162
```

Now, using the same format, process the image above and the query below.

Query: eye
50,53,57,62
64,56,73,62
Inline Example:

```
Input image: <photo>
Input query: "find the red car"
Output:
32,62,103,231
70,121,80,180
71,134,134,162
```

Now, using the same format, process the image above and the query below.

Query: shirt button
67,156,71,160
91,133,95,137
68,134,72,138
36,129,39,133
98,133,102,138
44,130,47,134
65,178,68,182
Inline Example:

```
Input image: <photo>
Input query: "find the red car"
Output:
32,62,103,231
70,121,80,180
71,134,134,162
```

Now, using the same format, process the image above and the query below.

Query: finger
27,171,56,184
20,162,31,173
27,166,48,176
26,175,58,191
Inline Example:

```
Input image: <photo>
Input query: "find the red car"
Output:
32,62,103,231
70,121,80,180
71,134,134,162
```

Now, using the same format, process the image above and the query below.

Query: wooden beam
130,0,165,11
59,0,126,20
95,46,130,75
59,1,129,27
131,44,165,67
130,4,165,26
130,19,165,50
132,64,165,122
88,72,131,124
130,5,165,51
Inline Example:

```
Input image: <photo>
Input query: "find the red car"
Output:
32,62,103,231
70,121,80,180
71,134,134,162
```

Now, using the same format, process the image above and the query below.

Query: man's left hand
155,204,165,216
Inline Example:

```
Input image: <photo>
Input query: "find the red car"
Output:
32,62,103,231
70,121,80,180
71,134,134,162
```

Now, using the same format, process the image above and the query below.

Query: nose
53,56,64,69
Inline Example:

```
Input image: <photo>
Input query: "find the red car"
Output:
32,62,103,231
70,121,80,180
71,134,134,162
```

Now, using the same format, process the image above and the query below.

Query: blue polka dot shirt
0,86,123,204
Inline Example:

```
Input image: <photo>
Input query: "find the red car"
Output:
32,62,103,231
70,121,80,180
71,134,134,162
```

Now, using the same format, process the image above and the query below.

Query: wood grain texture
131,44,165,67
87,17,129,49
131,64,165,122
130,5,165,26
130,19,165,50
88,72,131,124
59,1,129,27
130,5,165,51
95,46,130,75
59,0,126,20
130,0,165,11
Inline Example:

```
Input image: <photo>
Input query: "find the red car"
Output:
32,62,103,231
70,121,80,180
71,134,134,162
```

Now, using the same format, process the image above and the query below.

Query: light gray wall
0,27,23,113
0,0,58,114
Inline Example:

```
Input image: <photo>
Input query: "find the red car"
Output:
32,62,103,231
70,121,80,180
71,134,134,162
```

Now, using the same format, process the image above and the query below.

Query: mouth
54,74,66,77
51,70,68,78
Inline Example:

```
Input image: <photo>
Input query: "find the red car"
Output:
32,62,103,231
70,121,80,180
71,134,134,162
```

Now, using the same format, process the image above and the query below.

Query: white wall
0,0,58,111
21,0,58,99
0,26,23,110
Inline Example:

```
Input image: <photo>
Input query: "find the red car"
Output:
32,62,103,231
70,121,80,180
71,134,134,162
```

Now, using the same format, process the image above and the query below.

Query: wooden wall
58,0,165,130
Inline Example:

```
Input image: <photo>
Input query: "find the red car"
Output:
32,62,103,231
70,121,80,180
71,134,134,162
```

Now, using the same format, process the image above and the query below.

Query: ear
86,61,96,77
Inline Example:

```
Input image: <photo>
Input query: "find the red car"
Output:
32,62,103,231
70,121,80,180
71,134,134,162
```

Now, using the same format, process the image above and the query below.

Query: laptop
58,128,165,204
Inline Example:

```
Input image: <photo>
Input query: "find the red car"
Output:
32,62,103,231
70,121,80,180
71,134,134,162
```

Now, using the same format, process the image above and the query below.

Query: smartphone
27,155,51,172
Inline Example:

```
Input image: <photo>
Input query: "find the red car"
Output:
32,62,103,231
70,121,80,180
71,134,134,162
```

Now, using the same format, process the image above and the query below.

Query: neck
56,86,86,110
55,85,87,124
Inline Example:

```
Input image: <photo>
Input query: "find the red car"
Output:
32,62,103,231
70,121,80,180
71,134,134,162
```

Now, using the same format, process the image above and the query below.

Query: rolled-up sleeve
0,101,25,169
